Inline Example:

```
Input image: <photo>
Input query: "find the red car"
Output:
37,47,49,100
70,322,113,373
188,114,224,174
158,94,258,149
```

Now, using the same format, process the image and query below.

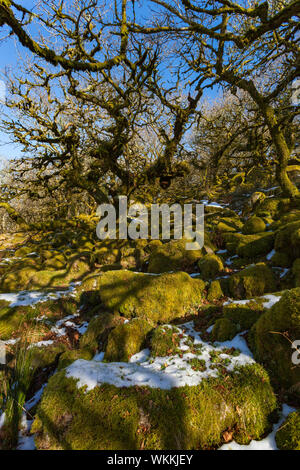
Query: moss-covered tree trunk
262,105,298,198
0,202,30,231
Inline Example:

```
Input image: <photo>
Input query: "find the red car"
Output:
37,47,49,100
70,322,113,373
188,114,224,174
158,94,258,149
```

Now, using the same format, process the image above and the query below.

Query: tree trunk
0,202,30,231
263,105,298,198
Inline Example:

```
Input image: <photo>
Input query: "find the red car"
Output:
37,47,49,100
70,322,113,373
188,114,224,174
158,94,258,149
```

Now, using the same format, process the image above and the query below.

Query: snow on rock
262,294,282,309
224,293,282,310
0,282,80,308
25,385,47,411
266,249,276,261
0,411,5,430
17,434,36,450
219,404,296,450
66,322,255,391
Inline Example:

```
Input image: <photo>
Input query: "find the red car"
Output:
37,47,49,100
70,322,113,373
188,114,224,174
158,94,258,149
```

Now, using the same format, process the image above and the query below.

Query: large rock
275,220,300,259
147,239,202,273
31,363,276,450
236,232,274,258
242,217,266,235
198,254,224,280
229,263,276,299
105,318,154,362
98,270,205,323
250,288,300,396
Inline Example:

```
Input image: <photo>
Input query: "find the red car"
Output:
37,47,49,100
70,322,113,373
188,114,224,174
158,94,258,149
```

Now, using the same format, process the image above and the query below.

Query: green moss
148,239,202,273
32,363,277,450
255,197,282,218
43,254,66,270
150,325,181,357
275,411,300,450
198,255,224,280
242,217,266,235
0,266,38,292
14,246,35,257
272,210,300,229
275,220,300,258
30,343,67,369
223,301,265,331
248,192,266,209
212,318,237,342
0,297,77,340
236,232,274,258
98,270,205,323
40,249,55,261
217,217,243,233
27,269,70,289
229,263,276,299
105,318,154,362
75,272,102,306
148,240,163,252
188,358,207,371
223,233,243,255
27,258,90,290
207,280,224,302
92,247,120,266
269,251,291,268
58,348,94,370
80,312,123,352
0,306,34,340
250,288,300,392
292,259,300,287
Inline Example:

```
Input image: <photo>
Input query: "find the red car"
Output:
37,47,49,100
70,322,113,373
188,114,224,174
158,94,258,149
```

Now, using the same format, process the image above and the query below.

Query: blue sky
0,0,219,168
0,36,24,165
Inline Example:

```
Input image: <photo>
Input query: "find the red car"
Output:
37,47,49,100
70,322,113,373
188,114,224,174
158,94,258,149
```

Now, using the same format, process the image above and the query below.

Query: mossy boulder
32,363,277,450
198,254,224,280
250,288,300,393
0,297,77,340
222,301,265,331
242,217,266,235
0,266,38,292
150,325,181,357
292,259,300,287
255,197,282,218
58,348,94,371
147,239,202,273
14,246,35,258
92,247,120,266
275,220,300,258
229,263,276,299
98,270,205,323
223,233,243,255
148,240,163,252
212,318,237,342
270,251,291,268
217,217,243,233
80,312,123,352
275,411,300,450
207,280,224,302
43,254,67,270
30,343,67,369
236,232,274,259
27,259,90,290
272,210,300,229
75,272,102,306
28,269,70,289
105,318,154,362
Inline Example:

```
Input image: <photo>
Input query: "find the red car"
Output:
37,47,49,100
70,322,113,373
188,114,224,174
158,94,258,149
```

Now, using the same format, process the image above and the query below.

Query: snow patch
66,322,254,391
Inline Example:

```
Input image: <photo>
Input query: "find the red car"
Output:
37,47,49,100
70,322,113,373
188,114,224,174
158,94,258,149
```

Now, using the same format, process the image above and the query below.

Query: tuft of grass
0,335,36,449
